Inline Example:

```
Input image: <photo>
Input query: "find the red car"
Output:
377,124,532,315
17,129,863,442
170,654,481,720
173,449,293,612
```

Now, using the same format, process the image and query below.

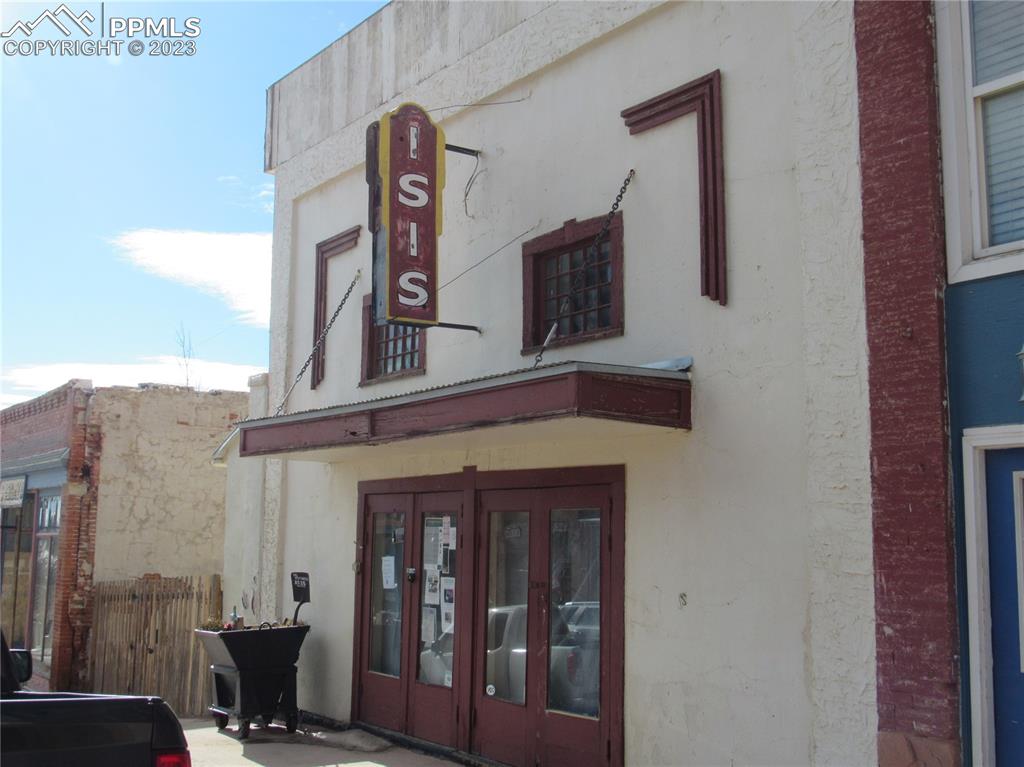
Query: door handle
406,567,417,582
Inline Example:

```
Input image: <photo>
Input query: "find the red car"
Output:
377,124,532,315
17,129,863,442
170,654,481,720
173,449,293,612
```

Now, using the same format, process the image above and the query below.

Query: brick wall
0,382,77,463
854,2,960,766
0,381,95,691
48,384,96,690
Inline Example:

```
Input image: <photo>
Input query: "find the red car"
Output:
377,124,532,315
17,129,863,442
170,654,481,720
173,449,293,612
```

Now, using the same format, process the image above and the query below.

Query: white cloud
0,393,29,409
1,356,264,407
112,229,271,327
256,183,274,214
215,175,274,215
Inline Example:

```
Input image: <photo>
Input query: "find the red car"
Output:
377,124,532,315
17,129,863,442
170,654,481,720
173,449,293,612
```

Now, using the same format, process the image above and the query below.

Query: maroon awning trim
238,362,691,457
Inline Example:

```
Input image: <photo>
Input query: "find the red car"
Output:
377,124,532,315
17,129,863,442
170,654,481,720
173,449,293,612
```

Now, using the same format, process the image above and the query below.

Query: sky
0,0,387,407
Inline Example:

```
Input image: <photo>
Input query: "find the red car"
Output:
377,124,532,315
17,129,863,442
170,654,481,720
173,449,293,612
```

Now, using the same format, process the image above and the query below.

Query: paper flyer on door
381,555,396,589
425,567,441,604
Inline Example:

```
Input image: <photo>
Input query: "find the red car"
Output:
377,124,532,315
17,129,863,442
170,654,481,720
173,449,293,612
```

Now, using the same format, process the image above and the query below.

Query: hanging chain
275,269,362,417
533,169,635,368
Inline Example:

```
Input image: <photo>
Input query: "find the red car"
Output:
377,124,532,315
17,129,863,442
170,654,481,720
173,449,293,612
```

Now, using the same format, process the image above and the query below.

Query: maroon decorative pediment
311,225,361,388
621,70,726,305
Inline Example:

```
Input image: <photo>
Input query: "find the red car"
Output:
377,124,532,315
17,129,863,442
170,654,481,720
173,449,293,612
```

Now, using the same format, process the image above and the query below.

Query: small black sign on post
291,572,310,625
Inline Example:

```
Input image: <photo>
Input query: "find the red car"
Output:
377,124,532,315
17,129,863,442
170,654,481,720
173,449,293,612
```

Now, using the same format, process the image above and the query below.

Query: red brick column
855,2,959,765
48,385,99,691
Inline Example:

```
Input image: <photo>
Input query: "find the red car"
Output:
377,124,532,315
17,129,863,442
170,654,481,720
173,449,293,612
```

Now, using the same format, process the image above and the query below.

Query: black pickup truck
1,635,192,767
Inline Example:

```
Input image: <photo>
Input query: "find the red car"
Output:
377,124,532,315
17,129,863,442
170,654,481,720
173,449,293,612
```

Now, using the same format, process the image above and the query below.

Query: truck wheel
286,714,298,733
214,713,229,730
238,720,250,739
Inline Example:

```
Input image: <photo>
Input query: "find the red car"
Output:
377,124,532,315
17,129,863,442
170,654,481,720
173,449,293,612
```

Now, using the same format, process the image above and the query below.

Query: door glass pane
548,508,601,717
369,512,404,676
485,511,529,704
418,513,456,687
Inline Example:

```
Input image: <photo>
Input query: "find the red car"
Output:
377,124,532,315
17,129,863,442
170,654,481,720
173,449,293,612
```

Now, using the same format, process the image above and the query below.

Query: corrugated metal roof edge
241,359,692,430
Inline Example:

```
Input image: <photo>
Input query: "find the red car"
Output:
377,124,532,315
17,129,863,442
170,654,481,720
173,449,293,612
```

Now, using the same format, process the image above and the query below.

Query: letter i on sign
406,125,421,258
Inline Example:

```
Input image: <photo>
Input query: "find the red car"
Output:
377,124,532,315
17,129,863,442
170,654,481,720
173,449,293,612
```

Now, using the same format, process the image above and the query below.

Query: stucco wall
239,1,877,764
90,386,247,582
222,375,269,623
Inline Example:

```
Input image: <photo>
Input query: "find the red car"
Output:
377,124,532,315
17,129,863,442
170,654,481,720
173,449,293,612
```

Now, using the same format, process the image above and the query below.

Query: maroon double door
353,468,624,767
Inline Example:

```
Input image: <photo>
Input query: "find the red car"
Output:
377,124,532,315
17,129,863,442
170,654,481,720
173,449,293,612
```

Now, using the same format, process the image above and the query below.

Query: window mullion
971,70,1024,99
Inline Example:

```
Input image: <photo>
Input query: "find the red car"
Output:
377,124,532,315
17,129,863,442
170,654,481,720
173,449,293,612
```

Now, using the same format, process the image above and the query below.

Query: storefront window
30,493,61,665
0,495,34,648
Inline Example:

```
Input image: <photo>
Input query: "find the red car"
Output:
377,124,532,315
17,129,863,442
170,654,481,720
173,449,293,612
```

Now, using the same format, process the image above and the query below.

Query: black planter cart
194,624,310,739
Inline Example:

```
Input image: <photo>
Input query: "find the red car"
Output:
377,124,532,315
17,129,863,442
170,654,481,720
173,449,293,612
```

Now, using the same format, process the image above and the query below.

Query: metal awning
236,360,691,459
0,447,70,478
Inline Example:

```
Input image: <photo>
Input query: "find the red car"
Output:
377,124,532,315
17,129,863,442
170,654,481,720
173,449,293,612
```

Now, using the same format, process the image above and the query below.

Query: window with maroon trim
521,213,624,353
311,226,361,389
360,294,427,385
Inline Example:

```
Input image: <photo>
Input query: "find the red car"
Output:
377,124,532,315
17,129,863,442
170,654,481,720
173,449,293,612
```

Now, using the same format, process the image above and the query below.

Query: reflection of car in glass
419,629,454,686
486,605,528,704
549,602,599,717
560,602,599,634
481,603,599,716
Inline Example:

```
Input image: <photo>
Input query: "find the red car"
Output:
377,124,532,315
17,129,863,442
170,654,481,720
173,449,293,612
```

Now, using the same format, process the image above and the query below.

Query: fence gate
90,574,221,717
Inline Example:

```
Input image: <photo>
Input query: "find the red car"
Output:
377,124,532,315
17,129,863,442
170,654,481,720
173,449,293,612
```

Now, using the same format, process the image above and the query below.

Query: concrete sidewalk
181,718,458,767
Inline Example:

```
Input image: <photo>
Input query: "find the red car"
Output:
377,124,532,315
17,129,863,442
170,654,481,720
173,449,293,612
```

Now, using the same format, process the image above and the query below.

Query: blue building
936,2,1024,764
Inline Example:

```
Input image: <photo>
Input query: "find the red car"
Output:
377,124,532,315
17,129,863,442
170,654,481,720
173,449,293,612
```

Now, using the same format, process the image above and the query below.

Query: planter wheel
213,713,229,730
238,720,251,740
286,714,298,734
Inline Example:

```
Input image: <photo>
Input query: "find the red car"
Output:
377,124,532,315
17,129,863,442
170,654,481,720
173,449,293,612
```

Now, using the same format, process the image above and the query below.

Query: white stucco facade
91,385,248,582
227,2,876,764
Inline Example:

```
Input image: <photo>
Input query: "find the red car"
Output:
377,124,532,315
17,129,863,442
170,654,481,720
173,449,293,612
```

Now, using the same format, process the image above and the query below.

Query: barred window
522,213,624,352
540,240,614,339
361,294,426,384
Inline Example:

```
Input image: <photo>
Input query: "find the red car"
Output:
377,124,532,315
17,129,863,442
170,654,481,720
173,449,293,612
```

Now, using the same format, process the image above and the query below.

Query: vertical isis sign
368,103,446,326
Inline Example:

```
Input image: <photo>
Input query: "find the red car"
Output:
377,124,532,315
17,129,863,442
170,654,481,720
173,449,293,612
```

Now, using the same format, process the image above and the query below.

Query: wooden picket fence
90,574,221,717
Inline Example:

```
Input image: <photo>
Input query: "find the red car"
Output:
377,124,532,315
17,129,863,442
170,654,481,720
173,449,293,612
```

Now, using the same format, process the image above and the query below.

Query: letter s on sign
398,174,429,208
397,271,429,307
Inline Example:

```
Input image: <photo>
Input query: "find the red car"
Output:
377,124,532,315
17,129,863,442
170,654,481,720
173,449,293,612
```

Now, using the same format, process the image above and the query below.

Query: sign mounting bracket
433,321,482,333
444,143,481,158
